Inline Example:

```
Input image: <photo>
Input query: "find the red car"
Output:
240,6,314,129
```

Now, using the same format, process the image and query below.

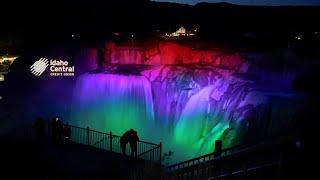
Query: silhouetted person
120,130,131,156
128,129,139,158
50,117,63,144
57,119,63,143
63,122,71,143
34,117,45,141
50,118,57,140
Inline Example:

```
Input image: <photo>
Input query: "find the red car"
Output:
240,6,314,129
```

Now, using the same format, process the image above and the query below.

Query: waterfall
70,66,270,163
174,86,215,146
143,66,269,161
171,79,251,158
71,73,155,139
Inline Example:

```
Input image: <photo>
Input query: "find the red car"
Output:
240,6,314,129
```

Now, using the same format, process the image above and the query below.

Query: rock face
75,48,99,75
95,42,244,70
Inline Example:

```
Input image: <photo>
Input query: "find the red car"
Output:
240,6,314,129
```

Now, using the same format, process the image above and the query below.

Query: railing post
87,126,90,145
48,121,51,138
266,103,273,137
214,140,222,157
110,131,113,152
159,142,162,164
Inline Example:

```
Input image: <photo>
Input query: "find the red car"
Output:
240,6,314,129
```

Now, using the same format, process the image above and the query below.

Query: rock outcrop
83,41,246,70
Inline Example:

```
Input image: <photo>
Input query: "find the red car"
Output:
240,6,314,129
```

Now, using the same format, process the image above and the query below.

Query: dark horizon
154,0,320,6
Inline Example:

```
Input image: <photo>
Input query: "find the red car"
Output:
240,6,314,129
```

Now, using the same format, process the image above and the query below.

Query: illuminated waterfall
71,66,269,163
71,73,155,139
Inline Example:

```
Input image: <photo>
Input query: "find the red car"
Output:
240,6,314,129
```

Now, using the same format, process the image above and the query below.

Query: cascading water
71,73,155,139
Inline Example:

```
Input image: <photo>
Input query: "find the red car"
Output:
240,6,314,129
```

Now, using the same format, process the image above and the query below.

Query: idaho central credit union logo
30,57,75,77
30,58,49,76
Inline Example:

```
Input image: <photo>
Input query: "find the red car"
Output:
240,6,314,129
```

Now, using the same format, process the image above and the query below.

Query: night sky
154,0,320,6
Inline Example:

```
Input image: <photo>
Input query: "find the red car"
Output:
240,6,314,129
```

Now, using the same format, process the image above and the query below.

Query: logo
30,58,49,76
31,57,75,77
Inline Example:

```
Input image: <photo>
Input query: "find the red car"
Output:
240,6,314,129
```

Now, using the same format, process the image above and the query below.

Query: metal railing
165,136,294,180
62,124,162,163
167,135,291,172
167,143,247,172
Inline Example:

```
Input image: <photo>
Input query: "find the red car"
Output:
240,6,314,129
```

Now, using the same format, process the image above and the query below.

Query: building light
113,32,120,36
162,27,196,39
0,55,18,63
0,75,4,82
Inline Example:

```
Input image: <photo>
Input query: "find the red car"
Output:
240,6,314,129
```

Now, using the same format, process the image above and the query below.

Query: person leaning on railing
129,129,139,158
120,129,139,158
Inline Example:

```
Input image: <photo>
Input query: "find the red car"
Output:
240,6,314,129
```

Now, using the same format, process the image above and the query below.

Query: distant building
162,27,196,39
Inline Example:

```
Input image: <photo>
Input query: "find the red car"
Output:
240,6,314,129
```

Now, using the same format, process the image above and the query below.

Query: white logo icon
30,58,49,76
